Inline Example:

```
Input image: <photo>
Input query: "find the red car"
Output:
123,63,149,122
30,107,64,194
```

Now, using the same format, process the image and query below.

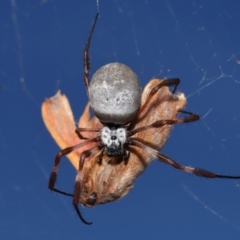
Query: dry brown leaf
42,79,186,206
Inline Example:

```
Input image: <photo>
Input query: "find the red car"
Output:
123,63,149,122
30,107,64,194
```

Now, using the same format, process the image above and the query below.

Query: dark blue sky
1,0,240,239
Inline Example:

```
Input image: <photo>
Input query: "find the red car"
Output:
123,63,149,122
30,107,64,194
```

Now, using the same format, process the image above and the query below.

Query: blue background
1,0,240,239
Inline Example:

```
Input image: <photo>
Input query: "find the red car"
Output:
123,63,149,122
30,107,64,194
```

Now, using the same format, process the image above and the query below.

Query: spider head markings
100,125,127,157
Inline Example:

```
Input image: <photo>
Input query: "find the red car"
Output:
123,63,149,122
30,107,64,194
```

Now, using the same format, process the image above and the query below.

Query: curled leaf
42,79,186,206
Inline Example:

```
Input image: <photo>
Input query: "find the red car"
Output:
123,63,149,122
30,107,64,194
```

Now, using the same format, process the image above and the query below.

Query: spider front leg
128,110,199,136
73,144,102,225
133,78,180,119
129,139,240,179
83,13,99,95
48,137,100,197
97,148,105,165
123,149,130,164
75,127,101,140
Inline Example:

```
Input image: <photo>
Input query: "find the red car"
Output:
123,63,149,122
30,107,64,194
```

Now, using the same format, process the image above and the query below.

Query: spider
48,13,240,225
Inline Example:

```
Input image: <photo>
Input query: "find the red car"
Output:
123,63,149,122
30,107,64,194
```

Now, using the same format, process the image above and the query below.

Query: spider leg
73,145,102,225
132,78,180,123
75,127,101,140
123,149,130,165
48,137,100,196
128,139,240,179
97,148,105,165
128,110,199,136
84,13,99,96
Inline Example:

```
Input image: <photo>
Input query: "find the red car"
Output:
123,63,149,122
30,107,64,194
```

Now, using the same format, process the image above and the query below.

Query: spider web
0,0,240,239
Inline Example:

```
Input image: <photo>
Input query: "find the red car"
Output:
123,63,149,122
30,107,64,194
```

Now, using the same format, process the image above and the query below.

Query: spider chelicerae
48,13,240,225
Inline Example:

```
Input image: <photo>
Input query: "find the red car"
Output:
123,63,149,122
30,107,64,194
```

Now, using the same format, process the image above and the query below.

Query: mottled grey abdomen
89,63,142,124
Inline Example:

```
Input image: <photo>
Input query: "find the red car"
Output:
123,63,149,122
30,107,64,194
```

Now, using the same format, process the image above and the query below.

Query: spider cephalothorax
100,126,127,157
42,13,240,225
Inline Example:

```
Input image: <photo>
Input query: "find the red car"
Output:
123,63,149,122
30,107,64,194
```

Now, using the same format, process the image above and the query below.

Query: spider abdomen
89,62,142,124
